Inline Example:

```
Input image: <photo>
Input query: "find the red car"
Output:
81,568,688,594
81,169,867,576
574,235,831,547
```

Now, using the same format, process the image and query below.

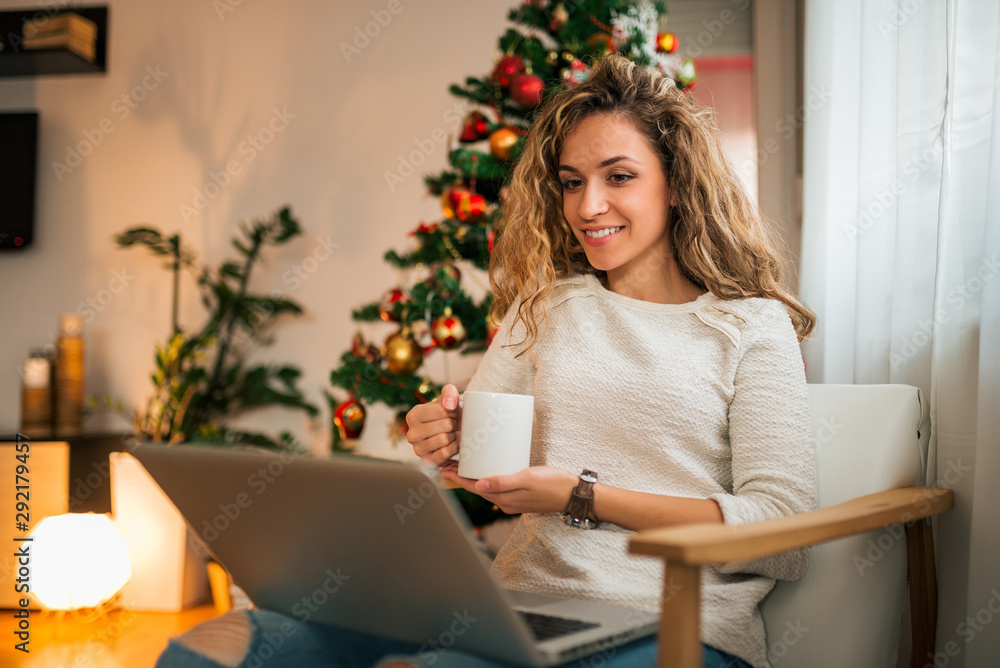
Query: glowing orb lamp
30,513,132,610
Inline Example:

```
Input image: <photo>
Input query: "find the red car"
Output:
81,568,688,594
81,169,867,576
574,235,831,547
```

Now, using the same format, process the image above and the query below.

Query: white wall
0,0,508,459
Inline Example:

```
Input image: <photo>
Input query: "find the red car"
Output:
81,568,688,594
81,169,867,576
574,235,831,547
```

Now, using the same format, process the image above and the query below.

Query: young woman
158,53,816,668
405,51,816,668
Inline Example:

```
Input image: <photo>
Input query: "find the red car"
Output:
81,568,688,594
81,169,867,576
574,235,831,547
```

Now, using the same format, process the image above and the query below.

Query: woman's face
558,113,672,284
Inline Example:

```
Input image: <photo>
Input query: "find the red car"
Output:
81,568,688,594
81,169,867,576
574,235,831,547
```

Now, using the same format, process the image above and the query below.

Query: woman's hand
406,384,462,467
439,463,578,515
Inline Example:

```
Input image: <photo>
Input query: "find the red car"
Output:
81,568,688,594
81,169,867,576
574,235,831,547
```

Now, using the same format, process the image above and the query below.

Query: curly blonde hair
490,52,815,348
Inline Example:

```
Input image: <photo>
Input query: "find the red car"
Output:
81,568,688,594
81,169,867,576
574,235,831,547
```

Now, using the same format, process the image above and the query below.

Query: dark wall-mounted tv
0,112,39,250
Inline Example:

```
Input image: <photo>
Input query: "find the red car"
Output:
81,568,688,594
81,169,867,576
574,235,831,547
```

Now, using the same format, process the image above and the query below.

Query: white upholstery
758,384,929,668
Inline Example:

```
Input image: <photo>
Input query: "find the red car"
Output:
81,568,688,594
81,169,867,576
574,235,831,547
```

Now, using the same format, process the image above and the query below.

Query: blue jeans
156,608,752,668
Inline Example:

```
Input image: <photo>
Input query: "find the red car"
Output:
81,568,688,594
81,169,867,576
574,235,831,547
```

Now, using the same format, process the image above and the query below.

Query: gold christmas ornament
384,327,424,376
490,127,519,160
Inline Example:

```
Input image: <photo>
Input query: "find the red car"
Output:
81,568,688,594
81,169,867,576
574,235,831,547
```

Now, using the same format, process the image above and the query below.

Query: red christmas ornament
510,72,545,109
491,55,525,88
656,32,678,54
432,307,467,350
458,111,491,143
408,221,439,237
456,192,487,221
334,397,366,440
487,228,496,253
441,184,470,219
379,288,408,322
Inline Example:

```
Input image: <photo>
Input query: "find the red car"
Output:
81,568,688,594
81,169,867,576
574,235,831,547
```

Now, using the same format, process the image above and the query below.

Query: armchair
631,384,954,668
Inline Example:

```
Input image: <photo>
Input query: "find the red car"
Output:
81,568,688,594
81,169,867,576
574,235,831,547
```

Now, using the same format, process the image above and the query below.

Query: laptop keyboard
517,611,600,641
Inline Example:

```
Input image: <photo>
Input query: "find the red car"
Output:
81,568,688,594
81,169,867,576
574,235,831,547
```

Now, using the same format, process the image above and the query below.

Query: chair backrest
759,384,928,668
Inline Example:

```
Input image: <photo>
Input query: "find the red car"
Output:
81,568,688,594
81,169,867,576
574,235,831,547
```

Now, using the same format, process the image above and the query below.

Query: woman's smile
582,226,624,245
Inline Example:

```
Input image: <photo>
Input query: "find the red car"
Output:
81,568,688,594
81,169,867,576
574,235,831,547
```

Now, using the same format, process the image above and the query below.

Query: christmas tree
328,0,695,525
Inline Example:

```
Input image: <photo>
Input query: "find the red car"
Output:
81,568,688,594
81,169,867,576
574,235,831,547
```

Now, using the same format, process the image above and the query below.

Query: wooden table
0,604,221,667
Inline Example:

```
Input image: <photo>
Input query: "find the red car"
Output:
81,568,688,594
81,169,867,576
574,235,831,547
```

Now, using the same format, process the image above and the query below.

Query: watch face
580,471,598,484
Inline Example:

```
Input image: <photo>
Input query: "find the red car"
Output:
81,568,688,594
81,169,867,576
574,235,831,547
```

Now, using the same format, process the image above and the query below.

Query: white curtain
800,0,1000,665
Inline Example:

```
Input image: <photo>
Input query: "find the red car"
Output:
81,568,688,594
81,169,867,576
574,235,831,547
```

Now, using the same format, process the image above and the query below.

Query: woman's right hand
406,384,461,467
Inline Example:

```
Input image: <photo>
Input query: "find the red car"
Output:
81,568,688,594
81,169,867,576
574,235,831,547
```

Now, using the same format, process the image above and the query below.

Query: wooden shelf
0,6,108,77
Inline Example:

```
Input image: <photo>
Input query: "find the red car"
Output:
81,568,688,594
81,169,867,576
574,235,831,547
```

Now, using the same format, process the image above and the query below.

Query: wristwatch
561,470,600,529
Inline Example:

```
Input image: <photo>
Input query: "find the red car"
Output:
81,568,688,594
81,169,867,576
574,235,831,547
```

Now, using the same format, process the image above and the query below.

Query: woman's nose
577,182,609,219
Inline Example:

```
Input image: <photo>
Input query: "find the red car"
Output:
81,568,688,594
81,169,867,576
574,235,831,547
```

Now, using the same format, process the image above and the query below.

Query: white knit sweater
465,273,816,668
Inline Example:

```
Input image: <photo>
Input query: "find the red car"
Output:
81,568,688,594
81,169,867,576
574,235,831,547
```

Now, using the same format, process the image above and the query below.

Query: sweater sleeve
707,299,817,581
465,303,535,396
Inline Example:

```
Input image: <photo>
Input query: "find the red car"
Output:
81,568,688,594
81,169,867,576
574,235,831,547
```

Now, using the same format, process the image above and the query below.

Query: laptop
132,444,658,666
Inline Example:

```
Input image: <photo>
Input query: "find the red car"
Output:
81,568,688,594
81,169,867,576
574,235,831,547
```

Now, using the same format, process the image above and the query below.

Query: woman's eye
561,178,583,190
609,172,633,185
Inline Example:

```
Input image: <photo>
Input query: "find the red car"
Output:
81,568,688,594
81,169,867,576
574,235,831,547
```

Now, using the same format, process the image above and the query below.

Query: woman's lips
582,226,623,247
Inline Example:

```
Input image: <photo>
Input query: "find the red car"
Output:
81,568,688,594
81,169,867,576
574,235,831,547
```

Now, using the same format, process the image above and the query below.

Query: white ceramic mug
457,391,533,479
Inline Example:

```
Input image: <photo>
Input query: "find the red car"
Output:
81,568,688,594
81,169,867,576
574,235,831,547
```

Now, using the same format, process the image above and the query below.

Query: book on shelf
22,11,98,43
21,32,96,63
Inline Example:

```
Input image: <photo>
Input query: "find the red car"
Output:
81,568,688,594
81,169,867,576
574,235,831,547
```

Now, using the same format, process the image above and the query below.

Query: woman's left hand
439,463,579,515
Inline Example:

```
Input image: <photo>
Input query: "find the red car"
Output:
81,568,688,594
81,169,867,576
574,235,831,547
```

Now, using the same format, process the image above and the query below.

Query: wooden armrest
629,486,953,566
